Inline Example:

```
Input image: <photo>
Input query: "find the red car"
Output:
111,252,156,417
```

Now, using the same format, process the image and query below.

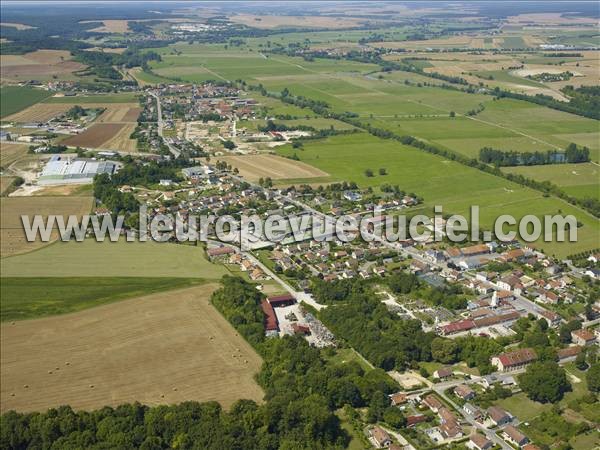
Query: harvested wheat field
4,103,72,123
101,123,137,152
0,176,16,195
216,154,329,182
95,104,141,123
23,50,72,65
0,196,93,257
0,284,264,412
63,123,125,148
0,143,29,166
0,50,86,81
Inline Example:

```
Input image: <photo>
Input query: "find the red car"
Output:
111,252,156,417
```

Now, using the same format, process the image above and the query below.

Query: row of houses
422,394,464,439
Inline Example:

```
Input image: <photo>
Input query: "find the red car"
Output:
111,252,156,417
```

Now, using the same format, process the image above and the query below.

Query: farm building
267,293,296,307
38,156,117,185
260,299,278,336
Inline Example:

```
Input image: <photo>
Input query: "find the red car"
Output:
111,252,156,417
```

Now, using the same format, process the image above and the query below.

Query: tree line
479,143,590,167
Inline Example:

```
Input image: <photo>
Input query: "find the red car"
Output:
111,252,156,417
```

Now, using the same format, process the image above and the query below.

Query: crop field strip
1,239,227,278
56,103,140,151
0,195,93,257
216,154,330,182
0,143,29,166
3,103,73,123
0,86,53,118
0,50,87,82
63,123,126,148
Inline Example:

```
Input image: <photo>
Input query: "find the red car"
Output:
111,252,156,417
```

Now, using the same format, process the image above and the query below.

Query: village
104,155,598,450
2,78,598,450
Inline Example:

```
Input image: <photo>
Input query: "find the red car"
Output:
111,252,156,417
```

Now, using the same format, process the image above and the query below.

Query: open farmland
100,123,138,152
147,43,378,83
3,102,72,123
53,103,140,151
0,284,264,412
0,143,29,166
63,123,126,148
229,13,365,29
276,133,600,257
0,50,86,82
0,22,35,30
95,104,141,123
1,239,227,278
261,71,598,197
44,93,139,103
1,277,205,322
216,154,330,182
0,176,16,195
0,196,93,257
0,86,52,118
507,163,600,200
81,19,131,33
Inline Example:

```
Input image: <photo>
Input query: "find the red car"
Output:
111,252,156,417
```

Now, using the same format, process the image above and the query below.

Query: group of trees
312,276,436,371
310,273,478,371
65,105,87,119
479,144,590,167
519,361,571,403
319,293,434,371
93,158,189,215
74,48,162,80
93,173,139,216
111,158,187,187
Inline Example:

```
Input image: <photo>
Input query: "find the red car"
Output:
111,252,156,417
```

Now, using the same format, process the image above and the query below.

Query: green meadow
277,133,599,257
0,239,227,321
474,69,544,88
507,163,600,200
147,44,378,83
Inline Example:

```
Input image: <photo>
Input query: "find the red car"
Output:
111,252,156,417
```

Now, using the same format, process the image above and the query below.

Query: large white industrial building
38,155,117,185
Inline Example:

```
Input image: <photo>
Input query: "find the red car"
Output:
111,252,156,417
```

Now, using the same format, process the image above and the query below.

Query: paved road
149,91,181,158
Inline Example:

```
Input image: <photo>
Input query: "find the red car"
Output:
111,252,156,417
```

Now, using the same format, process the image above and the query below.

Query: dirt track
0,284,264,412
